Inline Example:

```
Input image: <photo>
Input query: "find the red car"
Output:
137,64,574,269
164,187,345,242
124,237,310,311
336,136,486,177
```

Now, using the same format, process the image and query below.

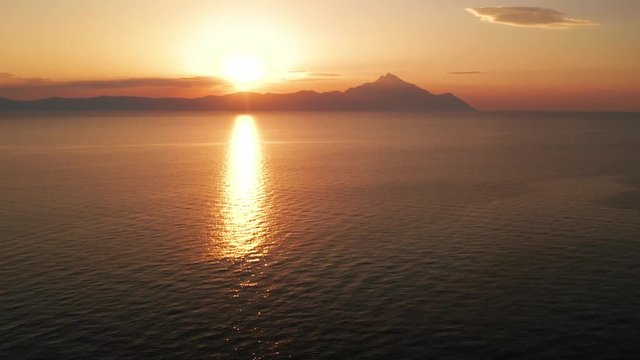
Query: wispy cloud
466,7,597,29
0,76,228,89
286,71,341,82
448,71,483,75
0,75,230,99
307,72,341,78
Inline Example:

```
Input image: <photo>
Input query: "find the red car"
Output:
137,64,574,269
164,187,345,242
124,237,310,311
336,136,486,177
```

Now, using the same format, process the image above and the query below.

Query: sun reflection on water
220,115,267,259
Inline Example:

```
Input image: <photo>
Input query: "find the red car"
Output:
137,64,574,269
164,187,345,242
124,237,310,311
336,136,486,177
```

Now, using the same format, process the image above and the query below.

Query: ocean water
1,112,639,359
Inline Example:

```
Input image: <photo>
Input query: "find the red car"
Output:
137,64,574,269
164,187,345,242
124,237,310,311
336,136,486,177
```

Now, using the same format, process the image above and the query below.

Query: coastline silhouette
0,74,474,112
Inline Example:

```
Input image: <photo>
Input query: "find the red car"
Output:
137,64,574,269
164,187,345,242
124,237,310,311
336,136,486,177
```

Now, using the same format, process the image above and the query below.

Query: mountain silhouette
341,73,471,110
0,74,474,112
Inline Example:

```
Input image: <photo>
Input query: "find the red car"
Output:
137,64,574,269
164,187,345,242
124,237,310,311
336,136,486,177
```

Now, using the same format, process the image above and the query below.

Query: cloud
0,76,228,89
448,71,483,75
0,72,16,79
0,75,230,99
286,71,341,82
66,77,230,89
306,72,341,78
466,7,597,29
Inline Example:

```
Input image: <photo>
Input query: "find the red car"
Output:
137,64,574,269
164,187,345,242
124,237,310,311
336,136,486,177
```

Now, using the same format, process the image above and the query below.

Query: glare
182,17,304,87
221,115,265,258
222,54,265,87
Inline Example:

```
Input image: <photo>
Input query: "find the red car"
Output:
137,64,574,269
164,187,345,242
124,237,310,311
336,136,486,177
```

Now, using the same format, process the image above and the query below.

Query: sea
1,111,639,359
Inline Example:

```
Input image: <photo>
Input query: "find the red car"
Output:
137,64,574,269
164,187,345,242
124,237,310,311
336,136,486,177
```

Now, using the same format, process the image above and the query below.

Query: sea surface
1,112,639,359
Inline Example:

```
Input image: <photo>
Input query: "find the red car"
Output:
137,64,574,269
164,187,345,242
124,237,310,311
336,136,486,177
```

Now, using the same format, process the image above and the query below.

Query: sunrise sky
1,0,638,111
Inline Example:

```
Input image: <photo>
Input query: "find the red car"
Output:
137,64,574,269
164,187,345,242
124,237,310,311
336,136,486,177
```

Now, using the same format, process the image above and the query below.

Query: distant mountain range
0,73,474,112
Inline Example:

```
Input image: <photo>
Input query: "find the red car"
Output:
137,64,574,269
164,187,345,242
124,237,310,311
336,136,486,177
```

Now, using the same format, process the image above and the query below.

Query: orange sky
0,0,638,110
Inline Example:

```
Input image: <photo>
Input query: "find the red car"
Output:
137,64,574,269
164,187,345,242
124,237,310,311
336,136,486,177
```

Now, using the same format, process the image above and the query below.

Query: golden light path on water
219,115,267,259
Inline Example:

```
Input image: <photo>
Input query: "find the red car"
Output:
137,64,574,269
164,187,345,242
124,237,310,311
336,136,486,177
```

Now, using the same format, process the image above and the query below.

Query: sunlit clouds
0,75,230,100
466,7,598,29
448,72,483,75
285,71,342,82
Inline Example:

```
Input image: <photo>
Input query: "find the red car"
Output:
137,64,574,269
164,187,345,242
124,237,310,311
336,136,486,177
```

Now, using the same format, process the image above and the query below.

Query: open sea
1,111,639,359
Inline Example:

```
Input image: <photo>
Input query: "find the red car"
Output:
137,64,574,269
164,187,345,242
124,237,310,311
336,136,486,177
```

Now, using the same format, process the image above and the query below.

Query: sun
183,18,305,91
222,54,265,89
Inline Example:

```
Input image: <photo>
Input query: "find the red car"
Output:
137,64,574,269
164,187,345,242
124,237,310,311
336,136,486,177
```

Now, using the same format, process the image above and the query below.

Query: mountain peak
347,73,428,94
374,73,407,85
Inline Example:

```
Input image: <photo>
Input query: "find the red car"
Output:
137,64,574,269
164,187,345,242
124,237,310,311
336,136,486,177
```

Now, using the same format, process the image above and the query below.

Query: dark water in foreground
1,112,639,359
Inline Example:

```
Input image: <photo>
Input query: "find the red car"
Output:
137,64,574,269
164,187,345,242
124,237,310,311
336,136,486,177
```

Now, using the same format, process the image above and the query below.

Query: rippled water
1,112,640,359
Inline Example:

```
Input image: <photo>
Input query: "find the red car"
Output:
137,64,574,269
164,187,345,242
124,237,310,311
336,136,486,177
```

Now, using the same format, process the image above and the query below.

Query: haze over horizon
1,0,639,111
